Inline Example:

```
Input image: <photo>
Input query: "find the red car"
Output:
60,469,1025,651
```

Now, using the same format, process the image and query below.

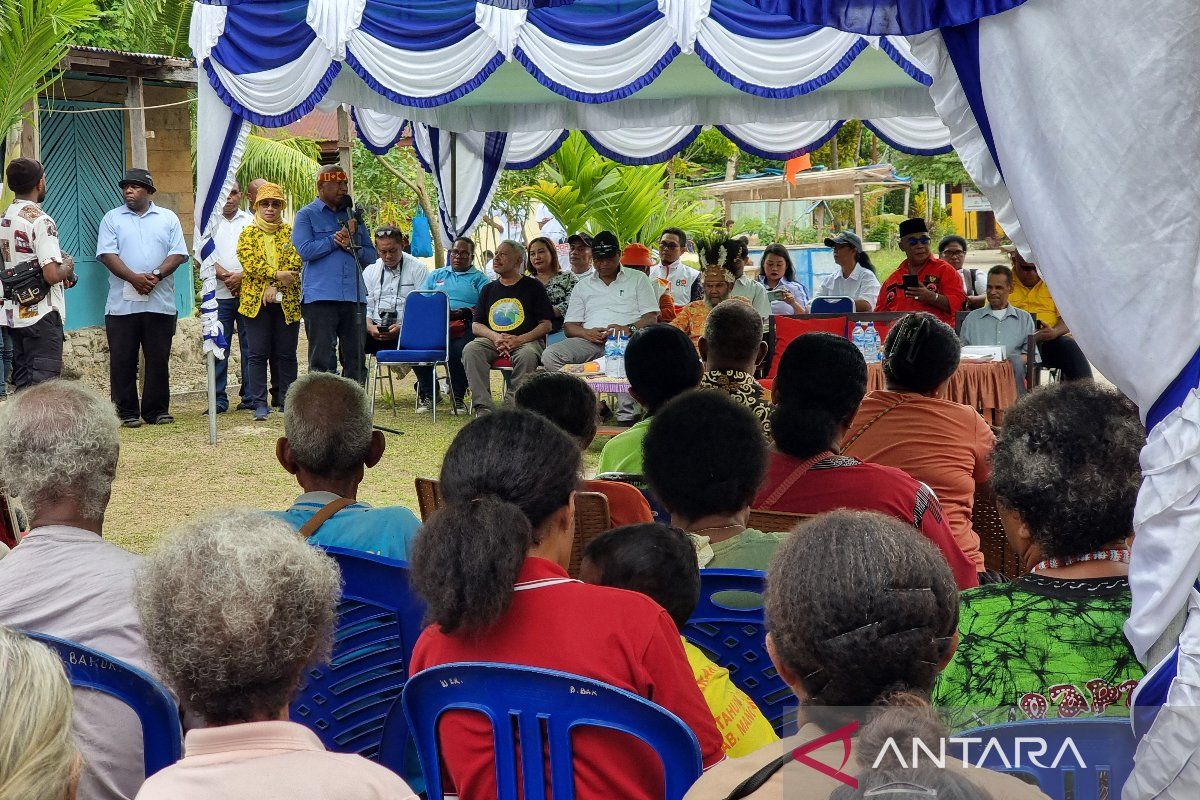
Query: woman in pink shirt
134,510,417,800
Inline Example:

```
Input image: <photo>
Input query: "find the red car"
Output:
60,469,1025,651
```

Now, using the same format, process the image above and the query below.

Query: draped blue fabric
209,0,313,73
877,36,932,84
356,0,478,51
709,0,826,40
524,0,664,46
1149,346,1200,432
940,21,1002,176
744,0,1029,35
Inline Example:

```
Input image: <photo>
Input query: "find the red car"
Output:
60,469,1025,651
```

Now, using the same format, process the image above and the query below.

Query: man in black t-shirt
461,240,555,414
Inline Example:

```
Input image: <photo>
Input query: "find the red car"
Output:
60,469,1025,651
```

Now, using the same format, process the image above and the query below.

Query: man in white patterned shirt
0,158,75,388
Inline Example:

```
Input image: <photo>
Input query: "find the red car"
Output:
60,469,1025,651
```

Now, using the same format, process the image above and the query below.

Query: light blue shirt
959,303,1035,358
421,267,489,310
96,202,188,316
274,491,422,562
291,198,378,304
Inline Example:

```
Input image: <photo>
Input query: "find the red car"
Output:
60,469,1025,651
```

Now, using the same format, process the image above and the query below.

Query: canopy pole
206,351,218,445
449,131,458,236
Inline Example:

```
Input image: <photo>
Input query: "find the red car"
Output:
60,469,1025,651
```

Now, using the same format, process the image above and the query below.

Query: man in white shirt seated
650,227,700,306
542,231,659,422
958,264,1036,395
815,231,881,311
362,226,429,356
0,380,162,800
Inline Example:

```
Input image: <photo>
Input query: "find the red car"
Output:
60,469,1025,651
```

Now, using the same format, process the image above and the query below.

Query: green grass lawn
105,375,602,555
869,248,905,281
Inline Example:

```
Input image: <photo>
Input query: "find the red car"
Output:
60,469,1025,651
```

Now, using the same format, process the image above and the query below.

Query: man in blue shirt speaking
291,165,377,384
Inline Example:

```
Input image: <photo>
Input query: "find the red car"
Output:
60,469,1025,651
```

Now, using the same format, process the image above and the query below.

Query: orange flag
785,154,810,185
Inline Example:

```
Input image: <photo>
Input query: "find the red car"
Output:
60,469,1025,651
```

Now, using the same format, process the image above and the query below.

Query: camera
378,310,398,328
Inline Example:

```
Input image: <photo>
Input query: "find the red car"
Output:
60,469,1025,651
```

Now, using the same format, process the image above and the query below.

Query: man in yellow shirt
1008,249,1093,381
581,524,779,758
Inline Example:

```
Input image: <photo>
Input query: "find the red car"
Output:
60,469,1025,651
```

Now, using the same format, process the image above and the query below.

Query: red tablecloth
868,360,1017,425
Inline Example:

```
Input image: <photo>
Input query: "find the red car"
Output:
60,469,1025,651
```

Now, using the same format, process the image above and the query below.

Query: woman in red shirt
754,332,978,589
409,410,724,800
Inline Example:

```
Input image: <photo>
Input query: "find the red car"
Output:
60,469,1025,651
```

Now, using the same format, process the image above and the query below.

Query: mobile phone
902,274,920,289
767,289,785,300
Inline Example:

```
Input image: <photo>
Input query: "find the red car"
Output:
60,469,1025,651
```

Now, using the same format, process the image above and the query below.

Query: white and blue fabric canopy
190,5,1200,792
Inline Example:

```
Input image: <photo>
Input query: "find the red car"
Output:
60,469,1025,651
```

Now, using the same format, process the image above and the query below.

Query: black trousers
414,332,473,402
244,304,300,411
105,312,176,422
303,301,366,384
1039,335,1093,381
9,310,64,389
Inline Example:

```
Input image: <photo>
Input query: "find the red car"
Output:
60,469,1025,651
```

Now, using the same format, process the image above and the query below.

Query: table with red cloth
868,360,1017,425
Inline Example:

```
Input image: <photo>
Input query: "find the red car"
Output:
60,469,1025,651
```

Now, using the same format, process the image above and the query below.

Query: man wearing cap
291,164,378,384
1008,249,1093,381
1,158,76,389
620,242,676,322
567,231,594,278
96,168,189,427
875,218,966,326
816,230,880,311
651,227,700,307
542,230,658,374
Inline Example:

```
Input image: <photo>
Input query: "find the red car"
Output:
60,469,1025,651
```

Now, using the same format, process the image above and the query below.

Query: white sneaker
416,399,432,414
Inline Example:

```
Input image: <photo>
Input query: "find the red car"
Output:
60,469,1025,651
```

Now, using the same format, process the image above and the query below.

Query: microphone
337,195,366,268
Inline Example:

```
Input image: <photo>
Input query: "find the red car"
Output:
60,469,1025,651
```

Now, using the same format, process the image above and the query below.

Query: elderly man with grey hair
135,510,418,800
0,379,158,800
274,371,421,560
461,239,555,415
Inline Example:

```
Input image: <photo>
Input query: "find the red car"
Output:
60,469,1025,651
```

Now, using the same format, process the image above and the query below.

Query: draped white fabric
584,125,697,160
864,114,952,154
411,126,510,247
353,107,406,152
695,23,863,91
910,2,1200,793
208,38,337,121
506,128,567,167
307,0,367,61
188,1,226,65
346,28,499,102
720,119,842,157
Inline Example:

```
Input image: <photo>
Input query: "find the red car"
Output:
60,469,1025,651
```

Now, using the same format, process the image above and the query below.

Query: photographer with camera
292,165,377,384
363,226,428,360
1,158,76,390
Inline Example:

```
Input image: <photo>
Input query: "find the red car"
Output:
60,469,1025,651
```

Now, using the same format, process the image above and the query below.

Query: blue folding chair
962,717,1137,800
682,568,795,736
370,290,457,420
391,662,703,800
290,546,426,766
24,631,182,778
809,296,854,314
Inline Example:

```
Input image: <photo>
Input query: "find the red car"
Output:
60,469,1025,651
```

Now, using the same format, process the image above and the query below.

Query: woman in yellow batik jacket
236,183,302,421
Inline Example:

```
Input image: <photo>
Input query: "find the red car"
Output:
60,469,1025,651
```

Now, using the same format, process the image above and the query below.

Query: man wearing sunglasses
875,218,966,326
1008,248,1093,381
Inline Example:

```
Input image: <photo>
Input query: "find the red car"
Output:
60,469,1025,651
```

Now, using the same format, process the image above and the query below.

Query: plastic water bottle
611,332,627,379
864,323,882,363
604,332,619,376
851,323,868,359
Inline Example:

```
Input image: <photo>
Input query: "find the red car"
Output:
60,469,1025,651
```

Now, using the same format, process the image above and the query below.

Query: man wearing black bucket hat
96,167,189,427
875,218,965,326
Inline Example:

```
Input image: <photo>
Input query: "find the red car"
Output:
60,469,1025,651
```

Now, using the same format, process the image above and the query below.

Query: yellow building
948,185,1003,240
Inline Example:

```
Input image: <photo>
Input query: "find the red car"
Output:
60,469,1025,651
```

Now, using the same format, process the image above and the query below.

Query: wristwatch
151,268,162,278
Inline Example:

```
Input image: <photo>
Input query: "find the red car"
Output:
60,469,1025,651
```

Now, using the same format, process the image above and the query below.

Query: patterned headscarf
253,182,286,268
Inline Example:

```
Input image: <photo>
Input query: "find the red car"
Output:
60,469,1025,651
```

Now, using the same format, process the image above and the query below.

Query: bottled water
612,332,627,379
851,323,868,360
604,331,619,376
864,322,882,362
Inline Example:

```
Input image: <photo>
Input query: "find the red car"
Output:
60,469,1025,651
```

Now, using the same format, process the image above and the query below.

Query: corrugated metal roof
66,45,193,67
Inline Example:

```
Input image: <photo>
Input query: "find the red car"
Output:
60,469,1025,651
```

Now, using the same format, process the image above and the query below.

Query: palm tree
0,0,99,137
236,130,322,214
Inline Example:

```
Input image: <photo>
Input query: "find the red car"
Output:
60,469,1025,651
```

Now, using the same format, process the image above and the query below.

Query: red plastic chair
764,316,850,383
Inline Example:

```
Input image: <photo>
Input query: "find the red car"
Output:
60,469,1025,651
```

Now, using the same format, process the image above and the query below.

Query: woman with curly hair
236,183,302,421
933,382,1145,724
684,510,1044,799
134,510,417,800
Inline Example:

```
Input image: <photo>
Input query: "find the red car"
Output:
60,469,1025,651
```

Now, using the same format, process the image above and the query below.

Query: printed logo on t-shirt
489,297,526,332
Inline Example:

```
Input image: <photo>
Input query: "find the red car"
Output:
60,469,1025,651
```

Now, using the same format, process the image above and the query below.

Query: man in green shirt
596,324,701,475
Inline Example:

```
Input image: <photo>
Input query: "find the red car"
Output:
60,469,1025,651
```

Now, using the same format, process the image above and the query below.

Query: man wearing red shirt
876,218,966,326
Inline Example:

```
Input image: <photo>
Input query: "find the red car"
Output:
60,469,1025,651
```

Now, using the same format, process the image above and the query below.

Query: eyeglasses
941,248,966,256
903,236,931,246
659,241,680,249
376,227,402,238
259,200,283,209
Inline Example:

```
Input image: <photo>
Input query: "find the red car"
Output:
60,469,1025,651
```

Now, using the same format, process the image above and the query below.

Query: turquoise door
39,99,125,330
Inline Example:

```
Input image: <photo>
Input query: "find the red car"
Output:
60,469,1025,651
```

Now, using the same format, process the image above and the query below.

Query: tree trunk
724,152,738,181
380,156,445,268
666,158,677,196
924,181,935,223
870,132,878,164
831,136,840,170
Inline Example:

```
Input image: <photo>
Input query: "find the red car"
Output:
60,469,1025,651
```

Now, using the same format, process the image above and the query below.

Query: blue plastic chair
392,662,702,800
24,631,182,778
809,295,855,314
682,568,795,736
371,290,457,420
290,546,426,766
962,717,1137,800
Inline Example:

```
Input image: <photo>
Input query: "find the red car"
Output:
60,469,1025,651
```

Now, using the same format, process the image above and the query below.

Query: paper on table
122,280,151,302
961,345,1005,362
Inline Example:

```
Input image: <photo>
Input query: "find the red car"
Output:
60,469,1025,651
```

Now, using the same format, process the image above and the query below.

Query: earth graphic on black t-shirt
490,298,526,332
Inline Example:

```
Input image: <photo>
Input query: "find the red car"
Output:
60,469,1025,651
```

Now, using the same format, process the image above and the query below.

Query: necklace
1031,548,1131,573
691,523,745,536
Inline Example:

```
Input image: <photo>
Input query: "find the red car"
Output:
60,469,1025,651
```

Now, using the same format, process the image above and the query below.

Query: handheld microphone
337,195,366,269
